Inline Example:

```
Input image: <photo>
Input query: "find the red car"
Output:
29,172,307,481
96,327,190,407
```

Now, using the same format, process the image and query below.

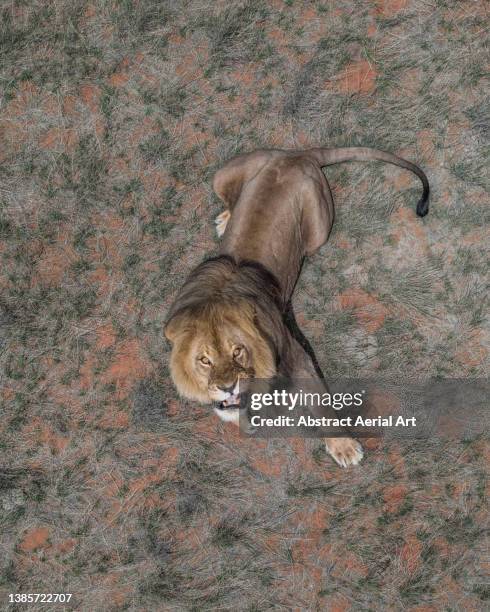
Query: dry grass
0,0,488,610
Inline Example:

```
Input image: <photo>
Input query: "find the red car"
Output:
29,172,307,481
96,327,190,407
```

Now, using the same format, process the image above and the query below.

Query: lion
165,147,429,467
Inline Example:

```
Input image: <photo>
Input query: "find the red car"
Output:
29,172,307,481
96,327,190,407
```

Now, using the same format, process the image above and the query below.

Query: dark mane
165,255,283,324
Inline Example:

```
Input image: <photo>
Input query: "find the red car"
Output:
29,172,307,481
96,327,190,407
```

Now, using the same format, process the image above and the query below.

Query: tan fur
167,300,276,403
166,147,429,467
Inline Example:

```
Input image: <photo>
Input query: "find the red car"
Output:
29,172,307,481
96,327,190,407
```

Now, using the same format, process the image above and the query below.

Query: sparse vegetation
0,0,487,609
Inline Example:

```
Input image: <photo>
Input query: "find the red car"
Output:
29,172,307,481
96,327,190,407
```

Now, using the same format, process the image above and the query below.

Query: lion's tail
309,147,430,217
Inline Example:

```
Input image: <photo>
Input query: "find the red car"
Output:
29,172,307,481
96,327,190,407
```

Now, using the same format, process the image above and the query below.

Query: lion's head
165,256,285,406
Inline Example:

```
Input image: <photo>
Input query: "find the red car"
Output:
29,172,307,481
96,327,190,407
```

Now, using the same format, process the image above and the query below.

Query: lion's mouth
218,393,242,410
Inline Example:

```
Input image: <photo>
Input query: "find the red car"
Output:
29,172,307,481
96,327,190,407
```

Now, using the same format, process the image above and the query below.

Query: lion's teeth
223,394,240,407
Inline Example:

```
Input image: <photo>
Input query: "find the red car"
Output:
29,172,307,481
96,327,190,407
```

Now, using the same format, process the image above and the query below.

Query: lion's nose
217,382,237,394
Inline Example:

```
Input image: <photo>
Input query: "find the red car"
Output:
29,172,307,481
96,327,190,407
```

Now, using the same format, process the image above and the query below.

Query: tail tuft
416,191,430,217
310,147,431,218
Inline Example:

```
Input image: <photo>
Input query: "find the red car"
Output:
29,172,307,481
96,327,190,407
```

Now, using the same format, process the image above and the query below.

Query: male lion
165,147,429,467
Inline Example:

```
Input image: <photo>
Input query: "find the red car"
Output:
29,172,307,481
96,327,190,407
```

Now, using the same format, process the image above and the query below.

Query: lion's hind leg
215,210,231,238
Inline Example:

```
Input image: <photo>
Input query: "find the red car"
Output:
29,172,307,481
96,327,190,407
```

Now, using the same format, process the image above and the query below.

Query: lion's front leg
284,334,364,468
324,437,364,467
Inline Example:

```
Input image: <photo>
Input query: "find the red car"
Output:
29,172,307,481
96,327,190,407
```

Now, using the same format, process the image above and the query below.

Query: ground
0,1,488,610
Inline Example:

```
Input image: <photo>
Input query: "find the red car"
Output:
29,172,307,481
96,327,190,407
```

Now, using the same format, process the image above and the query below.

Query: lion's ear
164,310,194,343
164,315,182,343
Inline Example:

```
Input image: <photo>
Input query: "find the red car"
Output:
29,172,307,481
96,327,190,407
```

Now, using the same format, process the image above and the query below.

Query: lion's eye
200,356,211,365
233,346,243,358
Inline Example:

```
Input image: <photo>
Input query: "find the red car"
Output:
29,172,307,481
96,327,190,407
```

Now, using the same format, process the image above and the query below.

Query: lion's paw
325,437,364,467
215,210,231,237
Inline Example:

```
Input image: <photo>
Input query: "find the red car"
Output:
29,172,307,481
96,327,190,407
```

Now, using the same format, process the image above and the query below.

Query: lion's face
165,301,277,405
